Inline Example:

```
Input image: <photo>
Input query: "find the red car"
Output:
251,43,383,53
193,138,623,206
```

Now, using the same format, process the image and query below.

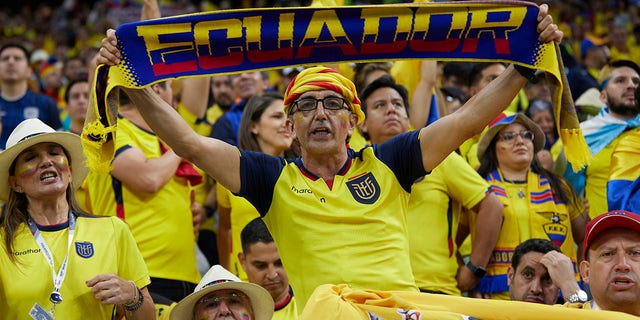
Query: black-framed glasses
293,96,348,113
499,130,534,143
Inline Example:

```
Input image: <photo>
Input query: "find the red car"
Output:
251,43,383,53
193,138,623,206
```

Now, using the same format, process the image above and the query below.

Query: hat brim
583,212,640,257
169,281,274,320
0,132,88,202
477,113,545,160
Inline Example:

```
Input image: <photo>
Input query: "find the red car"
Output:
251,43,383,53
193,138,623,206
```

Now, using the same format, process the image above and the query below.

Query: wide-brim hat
477,113,545,160
583,210,640,257
0,119,88,202
170,265,274,320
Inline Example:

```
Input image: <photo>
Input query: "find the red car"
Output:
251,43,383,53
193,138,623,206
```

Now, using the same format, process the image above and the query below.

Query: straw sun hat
476,113,545,160
0,118,88,201
170,265,274,320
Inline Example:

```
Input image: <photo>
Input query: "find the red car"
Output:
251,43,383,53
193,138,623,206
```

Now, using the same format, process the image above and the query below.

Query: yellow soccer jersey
0,214,150,319
408,152,489,295
274,290,299,320
239,130,426,310
89,117,200,284
217,183,260,281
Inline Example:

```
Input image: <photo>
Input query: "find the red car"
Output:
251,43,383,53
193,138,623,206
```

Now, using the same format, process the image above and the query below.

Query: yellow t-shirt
87,117,200,284
408,152,489,295
217,183,260,281
0,215,150,319
274,294,299,320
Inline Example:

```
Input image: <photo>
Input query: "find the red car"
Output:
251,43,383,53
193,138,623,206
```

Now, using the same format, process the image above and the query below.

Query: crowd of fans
2,0,640,319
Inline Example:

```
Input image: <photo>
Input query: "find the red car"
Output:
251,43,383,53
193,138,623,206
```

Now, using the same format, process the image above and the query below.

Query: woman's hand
86,273,137,306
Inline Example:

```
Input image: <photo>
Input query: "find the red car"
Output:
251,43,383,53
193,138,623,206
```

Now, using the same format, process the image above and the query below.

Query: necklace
504,178,527,199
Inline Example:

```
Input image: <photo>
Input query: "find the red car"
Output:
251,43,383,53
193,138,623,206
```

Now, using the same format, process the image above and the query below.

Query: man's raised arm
418,3,563,171
97,30,242,193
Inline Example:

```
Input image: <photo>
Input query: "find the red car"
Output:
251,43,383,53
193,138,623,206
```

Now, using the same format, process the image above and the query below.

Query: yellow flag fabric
300,284,638,320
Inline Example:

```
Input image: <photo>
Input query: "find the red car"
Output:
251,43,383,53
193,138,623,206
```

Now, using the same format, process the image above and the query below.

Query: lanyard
27,212,76,314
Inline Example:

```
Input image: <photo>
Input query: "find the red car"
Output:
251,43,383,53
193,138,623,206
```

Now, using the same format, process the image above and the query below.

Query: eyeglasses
196,291,250,310
498,130,535,143
292,96,348,114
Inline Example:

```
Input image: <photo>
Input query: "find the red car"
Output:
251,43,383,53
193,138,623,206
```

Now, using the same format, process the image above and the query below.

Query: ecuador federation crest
540,212,568,247
346,172,380,204
75,241,95,258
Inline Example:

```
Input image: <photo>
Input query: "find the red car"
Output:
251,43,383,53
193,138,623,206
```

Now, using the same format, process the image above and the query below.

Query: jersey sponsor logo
13,248,41,256
346,172,380,204
291,185,313,194
75,241,95,258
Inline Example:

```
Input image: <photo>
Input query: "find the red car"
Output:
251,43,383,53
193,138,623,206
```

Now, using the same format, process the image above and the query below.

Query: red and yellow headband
284,66,365,124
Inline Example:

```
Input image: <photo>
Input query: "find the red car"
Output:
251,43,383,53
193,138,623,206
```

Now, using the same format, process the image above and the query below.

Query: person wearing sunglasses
467,113,589,301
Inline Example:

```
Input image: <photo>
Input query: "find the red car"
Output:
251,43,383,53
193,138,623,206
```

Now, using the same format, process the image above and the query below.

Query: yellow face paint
15,162,38,177
292,112,305,124
336,112,351,123
14,156,69,178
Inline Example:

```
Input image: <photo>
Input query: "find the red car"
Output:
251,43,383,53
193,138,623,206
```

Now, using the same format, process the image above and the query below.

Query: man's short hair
598,60,640,89
64,78,89,104
0,42,29,60
511,239,561,271
241,218,274,253
442,62,471,85
359,75,410,116
467,62,506,88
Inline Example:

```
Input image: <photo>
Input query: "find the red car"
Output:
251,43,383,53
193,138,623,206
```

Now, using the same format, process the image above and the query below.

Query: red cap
583,210,640,257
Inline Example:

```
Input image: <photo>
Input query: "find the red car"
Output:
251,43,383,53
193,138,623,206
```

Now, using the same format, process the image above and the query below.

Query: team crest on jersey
75,241,94,258
397,309,421,320
346,172,380,204
539,212,568,247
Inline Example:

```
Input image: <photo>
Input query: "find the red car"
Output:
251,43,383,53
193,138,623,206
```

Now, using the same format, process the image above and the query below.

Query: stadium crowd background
2,0,640,317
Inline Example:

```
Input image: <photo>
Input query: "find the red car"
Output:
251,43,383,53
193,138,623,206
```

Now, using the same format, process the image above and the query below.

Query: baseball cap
580,36,607,59
583,210,640,257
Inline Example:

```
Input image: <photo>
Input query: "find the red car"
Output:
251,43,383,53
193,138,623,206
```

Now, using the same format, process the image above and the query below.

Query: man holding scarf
96,4,562,313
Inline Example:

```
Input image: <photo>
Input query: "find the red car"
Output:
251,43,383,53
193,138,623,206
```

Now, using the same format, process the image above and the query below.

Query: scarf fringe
81,119,116,174
559,128,592,172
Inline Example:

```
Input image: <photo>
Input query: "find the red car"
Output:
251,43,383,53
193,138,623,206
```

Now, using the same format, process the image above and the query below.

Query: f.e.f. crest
75,241,94,258
346,172,380,204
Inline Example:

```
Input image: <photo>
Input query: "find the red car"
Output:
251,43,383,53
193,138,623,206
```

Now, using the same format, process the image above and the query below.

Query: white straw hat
170,265,274,320
0,119,88,201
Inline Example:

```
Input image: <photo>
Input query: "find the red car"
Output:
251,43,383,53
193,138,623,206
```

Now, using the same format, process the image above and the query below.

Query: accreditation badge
29,303,55,320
